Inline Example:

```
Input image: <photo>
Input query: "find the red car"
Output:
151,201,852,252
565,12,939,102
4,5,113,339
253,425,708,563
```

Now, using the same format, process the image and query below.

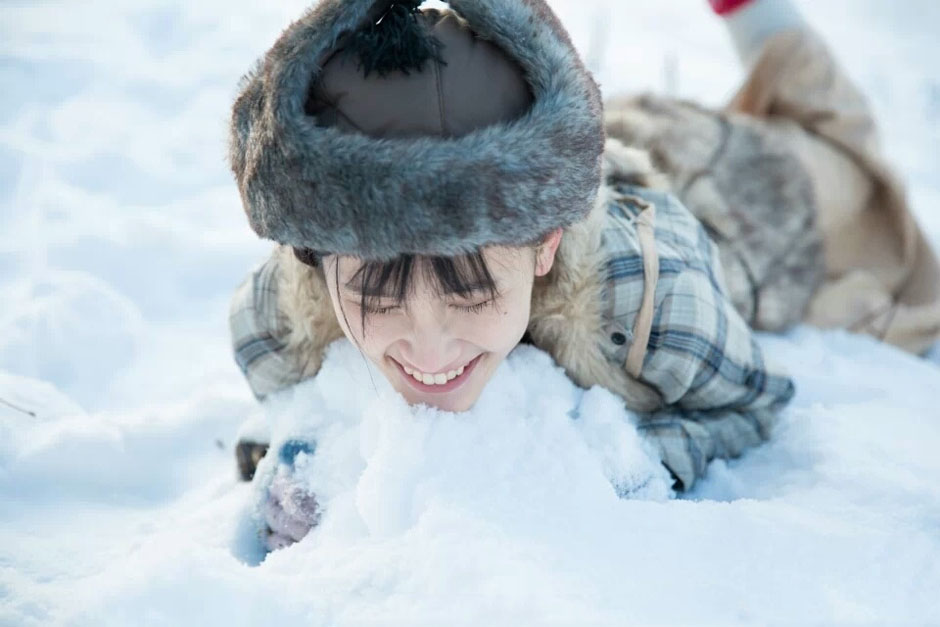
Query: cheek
338,310,405,357
327,293,390,355
458,294,531,352
361,320,406,356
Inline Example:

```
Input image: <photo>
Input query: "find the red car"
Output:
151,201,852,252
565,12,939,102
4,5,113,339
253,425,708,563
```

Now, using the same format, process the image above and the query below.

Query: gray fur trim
605,93,824,331
228,0,605,260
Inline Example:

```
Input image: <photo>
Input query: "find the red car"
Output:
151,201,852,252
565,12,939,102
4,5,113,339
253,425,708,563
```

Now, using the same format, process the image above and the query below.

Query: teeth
401,359,473,386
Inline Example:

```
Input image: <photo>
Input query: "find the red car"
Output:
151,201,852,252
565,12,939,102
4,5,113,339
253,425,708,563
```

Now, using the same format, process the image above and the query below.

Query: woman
227,0,940,551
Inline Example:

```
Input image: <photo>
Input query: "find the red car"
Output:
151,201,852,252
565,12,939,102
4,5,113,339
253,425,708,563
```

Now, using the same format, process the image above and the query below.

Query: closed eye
363,304,401,315
452,298,495,314
359,298,497,315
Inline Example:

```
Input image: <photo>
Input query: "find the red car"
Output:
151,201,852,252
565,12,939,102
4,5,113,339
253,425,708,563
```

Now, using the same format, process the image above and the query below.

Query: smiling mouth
390,354,484,394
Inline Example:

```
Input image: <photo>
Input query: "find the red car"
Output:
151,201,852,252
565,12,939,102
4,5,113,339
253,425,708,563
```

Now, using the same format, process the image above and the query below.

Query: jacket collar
527,139,665,411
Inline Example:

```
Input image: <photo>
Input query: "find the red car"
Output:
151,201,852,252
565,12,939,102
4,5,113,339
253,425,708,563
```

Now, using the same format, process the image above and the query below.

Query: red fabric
709,0,755,15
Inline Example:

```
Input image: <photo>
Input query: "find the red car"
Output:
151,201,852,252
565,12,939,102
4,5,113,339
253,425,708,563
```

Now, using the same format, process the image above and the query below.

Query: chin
402,390,476,413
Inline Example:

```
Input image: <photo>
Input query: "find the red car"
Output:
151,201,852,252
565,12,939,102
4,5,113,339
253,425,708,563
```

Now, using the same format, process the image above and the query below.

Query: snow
2,0,939,625
253,339,672,540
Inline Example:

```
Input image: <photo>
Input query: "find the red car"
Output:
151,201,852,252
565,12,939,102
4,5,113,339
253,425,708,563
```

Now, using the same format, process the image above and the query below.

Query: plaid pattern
603,184,794,490
229,256,305,400
229,183,795,490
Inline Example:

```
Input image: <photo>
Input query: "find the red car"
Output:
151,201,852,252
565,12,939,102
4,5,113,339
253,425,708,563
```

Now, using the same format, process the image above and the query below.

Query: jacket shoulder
229,247,300,400
600,183,794,411
229,246,345,401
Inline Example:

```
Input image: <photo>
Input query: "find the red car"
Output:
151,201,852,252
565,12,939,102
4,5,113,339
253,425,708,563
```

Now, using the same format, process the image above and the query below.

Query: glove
260,439,321,552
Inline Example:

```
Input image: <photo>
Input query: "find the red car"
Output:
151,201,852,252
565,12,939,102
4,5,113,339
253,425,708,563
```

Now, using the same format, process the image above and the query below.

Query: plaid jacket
230,182,795,491
599,183,794,489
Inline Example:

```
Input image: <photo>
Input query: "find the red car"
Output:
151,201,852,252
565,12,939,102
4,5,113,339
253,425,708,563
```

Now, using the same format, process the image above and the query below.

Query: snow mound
0,270,143,408
253,339,674,542
5,331,937,626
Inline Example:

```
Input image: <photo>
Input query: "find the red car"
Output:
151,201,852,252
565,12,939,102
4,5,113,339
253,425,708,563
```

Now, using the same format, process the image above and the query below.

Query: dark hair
293,246,535,337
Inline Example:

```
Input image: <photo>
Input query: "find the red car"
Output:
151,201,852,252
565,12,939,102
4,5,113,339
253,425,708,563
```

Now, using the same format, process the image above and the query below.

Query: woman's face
322,231,561,412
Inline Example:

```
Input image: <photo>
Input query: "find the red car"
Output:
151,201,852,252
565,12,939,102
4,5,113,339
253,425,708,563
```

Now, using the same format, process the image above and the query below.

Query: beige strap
625,203,658,378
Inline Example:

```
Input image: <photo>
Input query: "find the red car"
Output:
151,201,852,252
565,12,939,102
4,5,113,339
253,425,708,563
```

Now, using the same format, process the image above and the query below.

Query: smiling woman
224,0,877,554
313,237,561,412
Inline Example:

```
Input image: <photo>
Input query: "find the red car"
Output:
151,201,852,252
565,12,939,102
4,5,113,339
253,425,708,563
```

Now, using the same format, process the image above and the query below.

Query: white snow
253,339,672,540
2,0,940,625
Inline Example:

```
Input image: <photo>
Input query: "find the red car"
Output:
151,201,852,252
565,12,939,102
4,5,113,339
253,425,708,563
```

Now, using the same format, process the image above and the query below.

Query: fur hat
228,0,604,260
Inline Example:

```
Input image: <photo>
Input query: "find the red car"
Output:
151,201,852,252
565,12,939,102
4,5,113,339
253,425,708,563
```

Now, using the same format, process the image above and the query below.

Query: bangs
347,250,502,333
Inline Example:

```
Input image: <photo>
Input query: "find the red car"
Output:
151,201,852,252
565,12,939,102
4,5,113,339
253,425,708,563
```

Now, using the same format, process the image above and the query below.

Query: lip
391,353,483,395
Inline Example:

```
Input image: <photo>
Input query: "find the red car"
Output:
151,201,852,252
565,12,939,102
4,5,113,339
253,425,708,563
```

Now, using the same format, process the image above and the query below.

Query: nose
400,301,460,373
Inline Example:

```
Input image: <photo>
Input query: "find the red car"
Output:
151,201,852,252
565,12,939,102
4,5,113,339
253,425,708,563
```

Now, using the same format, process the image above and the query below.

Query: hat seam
432,53,448,136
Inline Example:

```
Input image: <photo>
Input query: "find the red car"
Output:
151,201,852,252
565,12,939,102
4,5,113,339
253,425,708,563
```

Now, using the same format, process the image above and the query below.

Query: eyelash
363,305,399,315
456,298,495,314
363,299,495,315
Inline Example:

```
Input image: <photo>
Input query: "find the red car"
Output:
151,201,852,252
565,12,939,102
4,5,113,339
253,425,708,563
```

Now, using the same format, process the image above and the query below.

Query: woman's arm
635,270,793,490
618,189,795,491
228,248,308,401
637,406,781,492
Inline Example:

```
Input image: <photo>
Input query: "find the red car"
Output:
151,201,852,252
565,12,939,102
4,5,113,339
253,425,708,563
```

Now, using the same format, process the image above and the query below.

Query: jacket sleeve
630,194,796,491
228,249,309,401
636,405,784,492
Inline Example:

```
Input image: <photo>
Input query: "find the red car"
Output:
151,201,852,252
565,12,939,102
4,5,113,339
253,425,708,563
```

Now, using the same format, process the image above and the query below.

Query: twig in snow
0,396,37,417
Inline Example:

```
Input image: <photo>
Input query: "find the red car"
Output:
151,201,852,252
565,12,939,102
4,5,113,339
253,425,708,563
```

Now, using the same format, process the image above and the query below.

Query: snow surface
2,0,940,625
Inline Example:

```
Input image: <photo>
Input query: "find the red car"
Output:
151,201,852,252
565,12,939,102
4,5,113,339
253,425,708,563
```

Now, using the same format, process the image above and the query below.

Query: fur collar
527,138,665,411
